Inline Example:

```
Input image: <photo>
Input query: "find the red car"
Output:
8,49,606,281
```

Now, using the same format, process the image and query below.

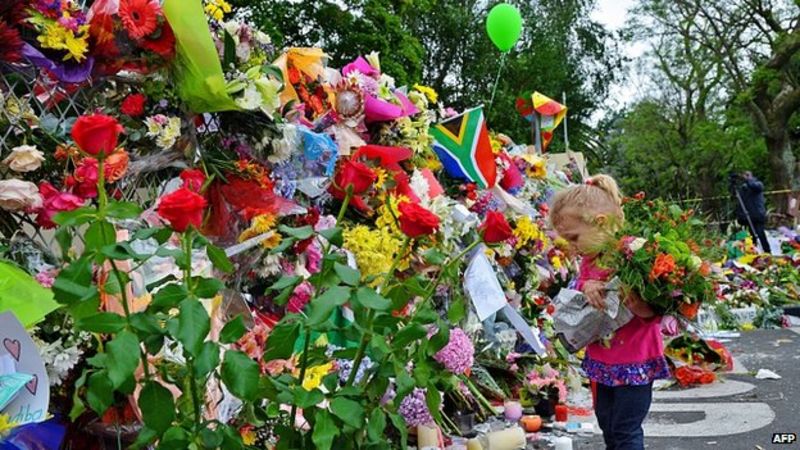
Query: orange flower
699,261,711,277
649,253,676,281
104,149,129,183
678,302,700,320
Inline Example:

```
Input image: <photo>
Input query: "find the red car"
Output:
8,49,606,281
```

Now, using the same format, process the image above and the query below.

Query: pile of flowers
0,1,591,447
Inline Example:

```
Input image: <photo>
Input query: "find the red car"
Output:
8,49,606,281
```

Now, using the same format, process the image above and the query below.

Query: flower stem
346,236,411,387
410,240,480,322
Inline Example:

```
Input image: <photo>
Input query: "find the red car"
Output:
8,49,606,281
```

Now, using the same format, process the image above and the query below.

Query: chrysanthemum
119,0,160,39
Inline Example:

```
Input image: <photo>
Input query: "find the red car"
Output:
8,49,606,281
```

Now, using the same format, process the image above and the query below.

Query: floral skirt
582,355,671,387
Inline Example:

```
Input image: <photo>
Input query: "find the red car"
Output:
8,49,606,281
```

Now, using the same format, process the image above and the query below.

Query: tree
232,0,622,154
634,0,800,210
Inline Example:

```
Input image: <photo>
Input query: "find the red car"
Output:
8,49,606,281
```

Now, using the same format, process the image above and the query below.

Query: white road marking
653,380,755,400
789,328,800,336
645,402,775,437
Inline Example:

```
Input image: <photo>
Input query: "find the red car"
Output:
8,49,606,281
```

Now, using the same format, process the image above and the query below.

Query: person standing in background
731,171,772,253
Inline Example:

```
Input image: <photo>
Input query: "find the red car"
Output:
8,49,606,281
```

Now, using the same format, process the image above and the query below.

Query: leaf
194,341,220,378
334,263,361,286
355,287,391,311
447,296,467,323
367,408,387,443
293,388,324,408
129,427,158,450
170,299,210,356
413,360,433,385
319,227,343,247
194,276,225,298
220,315,247,344
106,330,140,389
105,201,143,220
132,227,164,241
311,409,338,450
139,381,175,433
200,427,223,449
55,228,73,261
223,29,236,68
330,397,364,428
86,371,114,415
76,312,126,333
222,350,260,400
53,253,97,305
306,286,351,326
429,325,450,354
269,275,302,291
129,312,163,337
68,371,88,421
84,220,116,252
159,427,190,450
263,321,300,360
388,412,409,449
53,205,97,227
422,248,446,265
101,242,147,261
206,243,234,273
425,383,442,423
392,323,427,350
413,305,439,324
269,237,296,255
278,224,314,240
151,284,189,310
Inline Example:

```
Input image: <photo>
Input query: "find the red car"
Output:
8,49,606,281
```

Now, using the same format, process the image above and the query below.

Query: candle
554,436,573,450
555,404,568,422
417,424,440,449
520,415,542,432
466,438,484,450
503,400,523,422
487,427,525,450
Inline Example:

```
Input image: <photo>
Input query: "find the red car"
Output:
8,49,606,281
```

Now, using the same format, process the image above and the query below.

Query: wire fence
675,189,800,233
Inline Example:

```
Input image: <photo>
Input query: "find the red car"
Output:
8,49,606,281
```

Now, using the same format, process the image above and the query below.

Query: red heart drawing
25,374,38,396
3,338,21,361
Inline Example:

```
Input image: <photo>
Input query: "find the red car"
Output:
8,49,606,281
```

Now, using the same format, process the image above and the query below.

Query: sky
589,0,650,121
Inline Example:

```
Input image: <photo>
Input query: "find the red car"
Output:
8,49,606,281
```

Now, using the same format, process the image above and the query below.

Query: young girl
550,174,669,450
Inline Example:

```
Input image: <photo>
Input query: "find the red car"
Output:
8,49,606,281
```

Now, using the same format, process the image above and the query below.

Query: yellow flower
0,414,16,438
205,0,232,21
513,216,543,249
37,23,89,62
520,154,547,179
343,225,404,285
413,84,438,103
241,429,256,445
239,213,282,249
740,322,755,332
302,363,333,391
551,256,563,270
373,167,389,188
375,195,408,235
490,135,503,155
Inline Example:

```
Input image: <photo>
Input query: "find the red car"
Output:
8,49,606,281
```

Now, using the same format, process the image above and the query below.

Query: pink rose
36,182,85,229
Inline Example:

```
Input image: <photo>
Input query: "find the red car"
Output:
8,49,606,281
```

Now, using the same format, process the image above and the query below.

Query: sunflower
119,0,160,39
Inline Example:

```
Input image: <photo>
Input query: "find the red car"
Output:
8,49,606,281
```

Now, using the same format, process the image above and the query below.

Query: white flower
3,145,45,172
365,51,381,72
254,30,271,46
0,179,42,211
235,85,262,110
629,237,647,252
145,115,182,149
410,170,431,205
270,124,299,164
255,76,282,113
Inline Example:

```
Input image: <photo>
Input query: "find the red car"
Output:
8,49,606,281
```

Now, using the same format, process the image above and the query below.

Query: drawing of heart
3,338,21,361
25,374,38,395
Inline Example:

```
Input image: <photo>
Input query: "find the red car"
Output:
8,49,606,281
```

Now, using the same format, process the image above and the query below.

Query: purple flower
398,388,434,427
433,328,474,375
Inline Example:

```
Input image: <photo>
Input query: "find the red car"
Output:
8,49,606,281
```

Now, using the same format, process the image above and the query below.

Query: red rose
120,93,146,117
332,159,376,196
36,182,85,229
397,201,440,238
480,211,514,244
157,187,208,232
74,157,99,199
180,168,206,192
71,114,124,156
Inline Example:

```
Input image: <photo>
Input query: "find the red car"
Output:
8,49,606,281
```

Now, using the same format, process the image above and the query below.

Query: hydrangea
398,388,435,427
433,328,474,375
337,356,373,385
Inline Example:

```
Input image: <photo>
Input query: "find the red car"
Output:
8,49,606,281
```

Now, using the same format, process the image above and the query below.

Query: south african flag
431,107,497,189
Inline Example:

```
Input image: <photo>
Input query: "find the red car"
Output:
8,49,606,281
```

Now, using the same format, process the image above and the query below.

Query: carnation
433,328,474,375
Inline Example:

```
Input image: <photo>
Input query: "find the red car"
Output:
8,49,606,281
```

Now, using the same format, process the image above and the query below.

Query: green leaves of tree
139,381,175,433
105,330,140,389
222,350,260,400
169,299,210,356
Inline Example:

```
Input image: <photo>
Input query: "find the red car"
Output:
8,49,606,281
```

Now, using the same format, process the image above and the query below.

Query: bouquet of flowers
600,195,717,319
519,364,567,407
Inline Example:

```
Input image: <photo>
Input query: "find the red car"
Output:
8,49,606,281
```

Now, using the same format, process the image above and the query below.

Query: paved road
573,328,800,450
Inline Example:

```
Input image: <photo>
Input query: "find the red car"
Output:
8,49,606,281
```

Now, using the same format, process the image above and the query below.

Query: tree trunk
765,129,795,215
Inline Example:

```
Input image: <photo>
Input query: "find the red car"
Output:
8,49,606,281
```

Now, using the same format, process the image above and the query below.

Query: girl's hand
624,289,656,318
583,280,607,310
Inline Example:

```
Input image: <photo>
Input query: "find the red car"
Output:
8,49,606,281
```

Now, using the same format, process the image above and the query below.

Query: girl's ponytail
586,174,622,207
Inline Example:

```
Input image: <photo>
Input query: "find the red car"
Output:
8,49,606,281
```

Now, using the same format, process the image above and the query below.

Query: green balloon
486,3,523,52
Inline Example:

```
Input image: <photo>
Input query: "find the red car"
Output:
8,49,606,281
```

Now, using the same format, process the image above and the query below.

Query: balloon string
488,52,508,114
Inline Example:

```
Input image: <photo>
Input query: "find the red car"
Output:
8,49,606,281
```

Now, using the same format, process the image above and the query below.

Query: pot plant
519,364,566,420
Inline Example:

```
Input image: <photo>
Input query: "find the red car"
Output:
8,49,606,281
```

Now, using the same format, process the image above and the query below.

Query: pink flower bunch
305,241,322,274
433,327,474,375
287,281,314,313
525,365,567,403
35,182,84,229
